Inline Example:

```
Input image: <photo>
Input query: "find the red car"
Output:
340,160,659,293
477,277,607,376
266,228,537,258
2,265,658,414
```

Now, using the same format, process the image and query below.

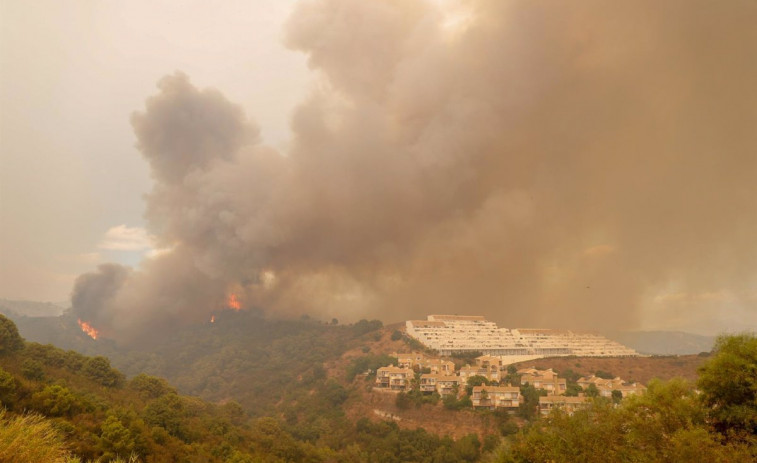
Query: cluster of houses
576,374,647,399
374,352,646,416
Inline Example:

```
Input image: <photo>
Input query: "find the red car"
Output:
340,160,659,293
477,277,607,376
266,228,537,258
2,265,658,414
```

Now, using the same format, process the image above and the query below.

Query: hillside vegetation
2,311,755,462
494,333,757,462
0,314,490,462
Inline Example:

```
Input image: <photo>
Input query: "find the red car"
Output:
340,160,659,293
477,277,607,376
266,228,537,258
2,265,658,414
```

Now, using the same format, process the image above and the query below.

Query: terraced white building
406,315,637,358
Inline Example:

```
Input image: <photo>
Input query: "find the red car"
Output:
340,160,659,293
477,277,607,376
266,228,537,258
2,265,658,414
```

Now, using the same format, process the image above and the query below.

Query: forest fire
77,319,99,340
227,294,241,310
210,315,215,323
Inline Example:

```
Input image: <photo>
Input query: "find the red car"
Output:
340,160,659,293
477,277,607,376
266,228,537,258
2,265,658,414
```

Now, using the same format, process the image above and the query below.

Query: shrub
0,314,24,355
351,319,382,336
21,358,45,381
346,354,397,381
129,374,174,399
697,333,757,437
0,367,17,406
0,410,69,463
32,385,78,417
395,392,411,410
100,415,136,459
83,356,124,388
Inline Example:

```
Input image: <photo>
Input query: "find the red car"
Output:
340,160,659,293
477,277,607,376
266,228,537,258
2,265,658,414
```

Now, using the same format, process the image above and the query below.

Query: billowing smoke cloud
72,0,757,340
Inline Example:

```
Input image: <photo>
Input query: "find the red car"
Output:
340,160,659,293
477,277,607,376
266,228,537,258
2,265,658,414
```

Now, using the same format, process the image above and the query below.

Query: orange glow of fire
227,294,241,310
210,315,215,323
77,319,99,340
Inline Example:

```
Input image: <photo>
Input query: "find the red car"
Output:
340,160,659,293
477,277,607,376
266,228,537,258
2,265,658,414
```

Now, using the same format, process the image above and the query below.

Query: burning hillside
77,319,99,340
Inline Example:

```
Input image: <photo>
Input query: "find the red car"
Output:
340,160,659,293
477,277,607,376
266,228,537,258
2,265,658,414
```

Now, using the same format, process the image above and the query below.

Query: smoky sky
72,0,757,340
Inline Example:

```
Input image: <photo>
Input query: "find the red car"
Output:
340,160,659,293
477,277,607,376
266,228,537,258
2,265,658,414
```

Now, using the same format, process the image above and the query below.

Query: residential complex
374,351,647,412
577,375,647,398
406,315,638,357
373,317,646,414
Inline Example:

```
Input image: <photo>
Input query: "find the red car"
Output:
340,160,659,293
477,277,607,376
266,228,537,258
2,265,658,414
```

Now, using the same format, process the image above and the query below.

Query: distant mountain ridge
0,298,66,318
0,299,718,357
604,330,715,355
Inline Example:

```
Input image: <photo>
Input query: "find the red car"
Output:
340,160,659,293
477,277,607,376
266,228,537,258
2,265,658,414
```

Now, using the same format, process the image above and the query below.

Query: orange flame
77,319,99,340
210,315,215,323
227,294,241,310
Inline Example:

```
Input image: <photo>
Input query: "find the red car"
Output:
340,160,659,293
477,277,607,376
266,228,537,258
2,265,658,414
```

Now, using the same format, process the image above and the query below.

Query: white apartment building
406,315,637,358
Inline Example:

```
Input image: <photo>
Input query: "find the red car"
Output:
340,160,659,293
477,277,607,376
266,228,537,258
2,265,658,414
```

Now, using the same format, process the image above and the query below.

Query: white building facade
406,315,637,358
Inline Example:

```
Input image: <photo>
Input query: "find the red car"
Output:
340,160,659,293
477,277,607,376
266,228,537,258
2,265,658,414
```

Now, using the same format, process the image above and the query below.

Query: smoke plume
72,0,757,340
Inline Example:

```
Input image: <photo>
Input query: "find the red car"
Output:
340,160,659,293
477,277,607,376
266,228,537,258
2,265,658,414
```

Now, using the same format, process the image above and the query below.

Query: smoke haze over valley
2,0,757,340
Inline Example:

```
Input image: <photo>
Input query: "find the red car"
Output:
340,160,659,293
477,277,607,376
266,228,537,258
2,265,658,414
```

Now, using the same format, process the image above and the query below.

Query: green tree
129,374,174,399
250,417,306,462
24,343,66,368
0,367,17,407
585,383,600,398
611,389,623,404
321,380,348,406
503,365,520,386
453,433,481,462
100,415,135,458
443,385,470,410
564,383,583,397
499,379,737,463
697,333,757,437
396,391,411,410
0,314,24,355
32,385,77,417
465,375,490,395
518,384,543,420
144,393,186,439
346,354,397,380
559,368,582,383
83,356,124,388
21,358,45,381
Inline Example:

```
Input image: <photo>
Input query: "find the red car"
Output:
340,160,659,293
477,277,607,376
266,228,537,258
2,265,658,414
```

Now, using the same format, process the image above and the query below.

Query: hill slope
0,313,510,462
604,330,715,355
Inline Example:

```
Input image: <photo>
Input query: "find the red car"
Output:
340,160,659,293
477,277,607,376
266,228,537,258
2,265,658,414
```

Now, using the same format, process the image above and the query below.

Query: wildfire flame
227,294,241,310
210,315,215,323
77,319,99,340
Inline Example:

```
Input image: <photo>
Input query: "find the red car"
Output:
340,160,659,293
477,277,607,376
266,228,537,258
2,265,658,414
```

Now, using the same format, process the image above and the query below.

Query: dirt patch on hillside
511,355,708,384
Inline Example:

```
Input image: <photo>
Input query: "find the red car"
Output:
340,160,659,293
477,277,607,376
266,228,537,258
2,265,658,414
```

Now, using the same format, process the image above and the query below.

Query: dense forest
1,313,755,462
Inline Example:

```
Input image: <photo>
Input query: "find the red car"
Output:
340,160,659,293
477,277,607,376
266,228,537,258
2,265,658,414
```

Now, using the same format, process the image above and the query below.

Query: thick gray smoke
72,0,757,340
